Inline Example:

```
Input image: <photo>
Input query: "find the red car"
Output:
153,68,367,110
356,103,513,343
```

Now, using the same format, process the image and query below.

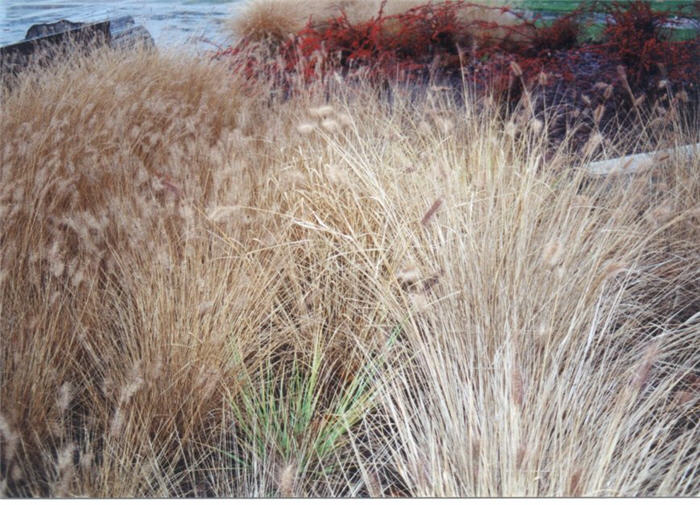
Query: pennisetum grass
1,15,698,496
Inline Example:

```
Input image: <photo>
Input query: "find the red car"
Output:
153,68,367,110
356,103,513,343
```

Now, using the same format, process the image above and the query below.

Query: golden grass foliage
0,45,698,496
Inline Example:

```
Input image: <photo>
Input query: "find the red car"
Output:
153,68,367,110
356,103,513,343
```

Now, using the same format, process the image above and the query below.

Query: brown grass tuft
1,37,697,498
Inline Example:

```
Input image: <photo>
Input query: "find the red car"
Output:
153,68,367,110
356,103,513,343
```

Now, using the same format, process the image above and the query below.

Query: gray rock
1,16,154,79
25,20,87,40
110,17,155,49
1,20,110,77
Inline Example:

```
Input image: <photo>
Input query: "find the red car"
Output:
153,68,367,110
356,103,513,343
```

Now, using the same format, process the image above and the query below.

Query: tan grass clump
1,43,698,497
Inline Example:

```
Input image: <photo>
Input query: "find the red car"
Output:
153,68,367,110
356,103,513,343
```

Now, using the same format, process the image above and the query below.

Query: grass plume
0,33,698,497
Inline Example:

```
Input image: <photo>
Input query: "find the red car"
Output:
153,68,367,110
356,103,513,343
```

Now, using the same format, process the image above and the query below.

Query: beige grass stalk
321,92,698,496
1,42,697,497
1,45,273,496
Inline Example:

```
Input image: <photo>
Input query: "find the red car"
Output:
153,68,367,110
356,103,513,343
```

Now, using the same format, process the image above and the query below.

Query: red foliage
278,1,481,83
597,1,695,87
491,1,697,104
214,1,540,87
213,0,698,108
600,1,669,84
529,13,581,55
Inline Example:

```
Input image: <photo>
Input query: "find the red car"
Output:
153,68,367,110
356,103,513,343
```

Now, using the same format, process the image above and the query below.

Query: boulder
107,16,155,50
25,19,88,40
1,16,154,77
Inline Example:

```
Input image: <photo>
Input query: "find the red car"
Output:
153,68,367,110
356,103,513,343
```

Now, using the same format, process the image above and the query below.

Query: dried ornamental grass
1,40,698,497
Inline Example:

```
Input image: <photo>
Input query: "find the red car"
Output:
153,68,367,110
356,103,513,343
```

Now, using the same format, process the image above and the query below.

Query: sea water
0,0,243,48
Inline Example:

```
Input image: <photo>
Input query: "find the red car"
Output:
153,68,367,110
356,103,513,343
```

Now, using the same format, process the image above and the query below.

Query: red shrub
601,1,670,85
213,0,697,109
529,13,582,55
276,1,476,83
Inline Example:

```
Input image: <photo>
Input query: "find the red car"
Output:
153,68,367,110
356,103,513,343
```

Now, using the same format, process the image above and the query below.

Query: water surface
0,0,243,48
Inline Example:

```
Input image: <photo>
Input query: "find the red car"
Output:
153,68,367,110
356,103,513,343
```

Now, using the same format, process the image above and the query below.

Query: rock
1,20,110,76
1,16,154,78
25,20,87,40
109,17,155,49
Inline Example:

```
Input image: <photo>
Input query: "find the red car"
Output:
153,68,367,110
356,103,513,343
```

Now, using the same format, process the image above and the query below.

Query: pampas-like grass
1,41,698,497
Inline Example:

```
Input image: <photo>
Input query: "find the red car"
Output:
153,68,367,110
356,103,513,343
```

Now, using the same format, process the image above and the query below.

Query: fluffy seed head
308,105,335,118
603,84,614,100
80,449,94,472
321,118,340,132
512,364,525,409
535,322,550,345
529,118,543,135
0,414,18,462
409,292,429,312
509,61,523,77
119,361,145,404
673,389,694,407
336,113,353,127
0,413,14,441
10,465,23,482
601,261,627,282
616,65,628,81
584,133,604,157
397,264,422,284
326,164,349,186
198,300,215,317
593,105,605,125
541,239,563,268
437,117,455,135
279,462,297,497
632,341,660,393
421,198,443,226
296,122,317,135
109,407,124,438
57,382,73,414
55,443,76,497
645,204,673,227
57,443,75,474
417,120,432,135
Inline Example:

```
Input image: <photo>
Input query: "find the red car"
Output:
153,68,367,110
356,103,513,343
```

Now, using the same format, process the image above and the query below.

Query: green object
523,0,698,43
224,326,405,482
520,0,697,14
